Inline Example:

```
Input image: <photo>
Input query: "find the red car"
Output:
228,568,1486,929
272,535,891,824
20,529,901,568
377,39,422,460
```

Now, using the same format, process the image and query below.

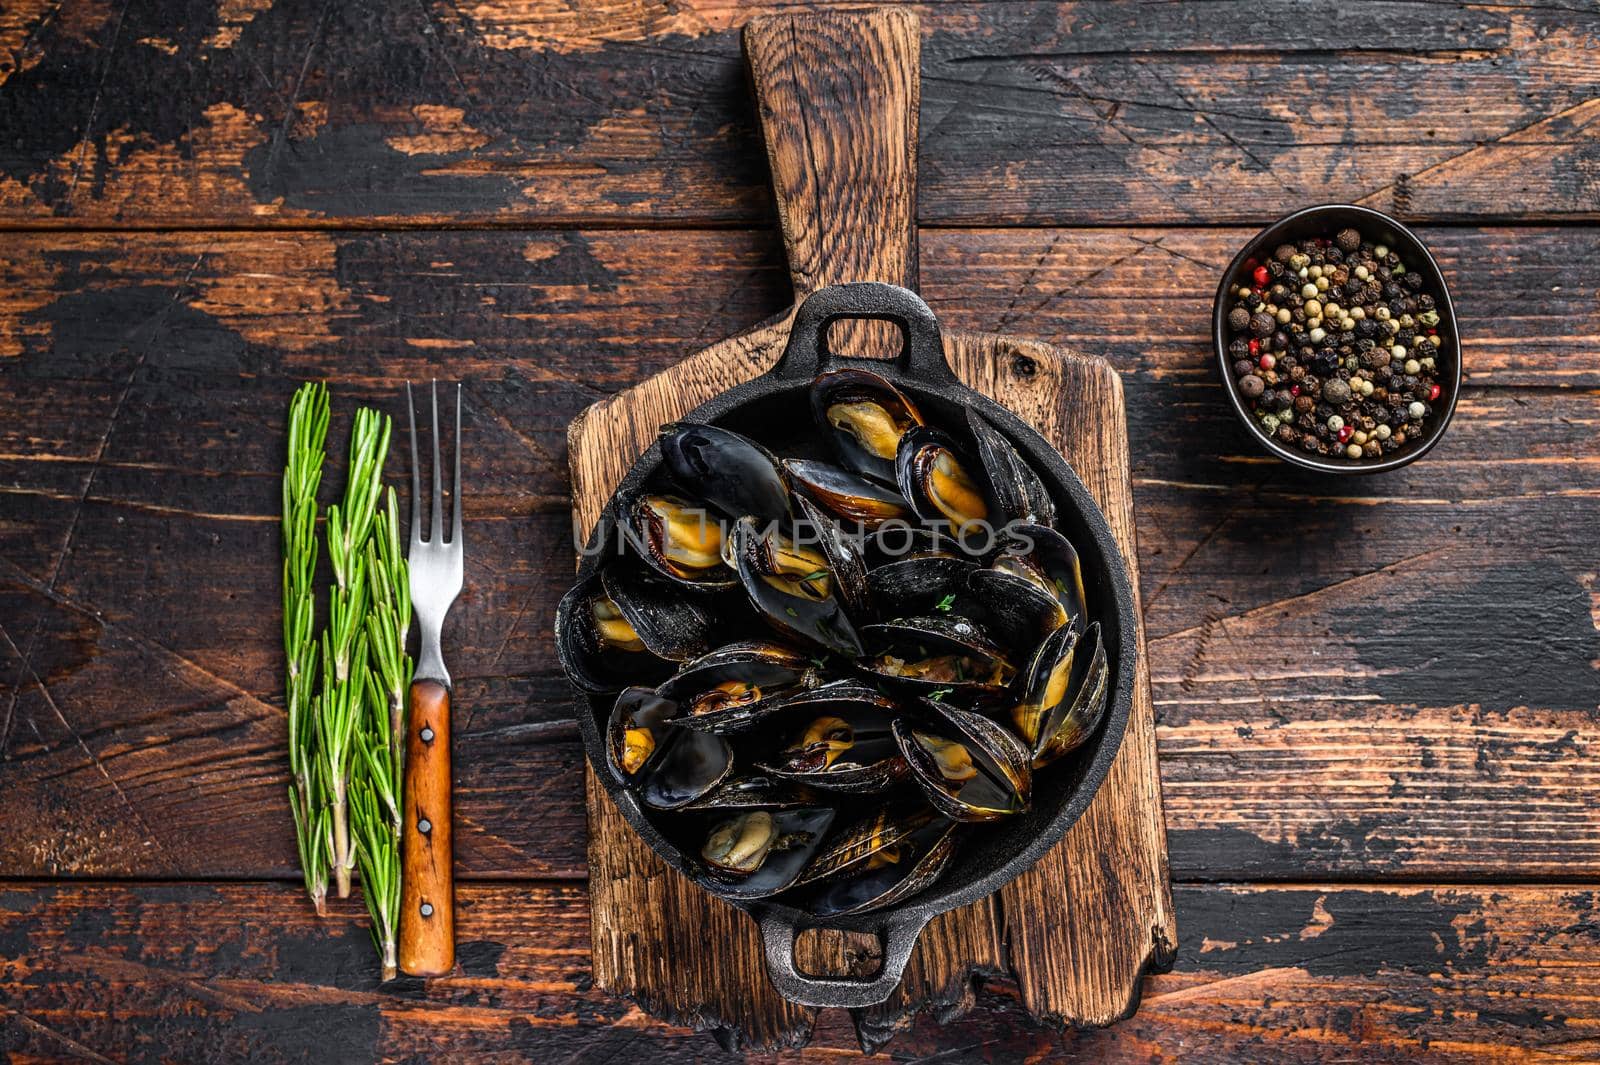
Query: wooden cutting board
566,8,1175,1052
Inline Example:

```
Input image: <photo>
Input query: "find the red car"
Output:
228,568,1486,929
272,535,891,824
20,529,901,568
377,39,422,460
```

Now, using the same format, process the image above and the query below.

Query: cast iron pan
570,281,1138,1007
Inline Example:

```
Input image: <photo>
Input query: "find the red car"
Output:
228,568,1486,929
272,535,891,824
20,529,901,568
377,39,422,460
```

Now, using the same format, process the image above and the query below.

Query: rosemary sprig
322,408,391,898
283,382,330,915
354,488,410,979
351,774,400,981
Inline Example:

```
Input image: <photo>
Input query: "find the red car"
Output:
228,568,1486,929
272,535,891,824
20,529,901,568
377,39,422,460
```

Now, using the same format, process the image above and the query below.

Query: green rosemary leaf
283,383,330,915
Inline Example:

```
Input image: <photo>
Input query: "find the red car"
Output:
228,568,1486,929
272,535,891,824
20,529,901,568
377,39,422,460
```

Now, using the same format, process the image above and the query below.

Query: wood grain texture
1,227,1597,887
746,8,919,296
400,679,455,976
0,1,1595,227
2,880,1597,1061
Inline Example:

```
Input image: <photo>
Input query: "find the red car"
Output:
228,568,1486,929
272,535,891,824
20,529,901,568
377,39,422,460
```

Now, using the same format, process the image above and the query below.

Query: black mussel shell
784,459,911,529
727,516,863,657
792,804,938,888
680,773,815,812
1012,621,1109,767
968,408,1056,527
969,523,1087,635
863,524,976,567
857,615,1016,696
811,369,924,485
867,553,980,620
895,426,997,540
698,807,836,898
622,492,738,589
893,704,1032,822
801,815,960,917
605,688,733,808
659,642,815,734
659,422,791,523
756,682,908,793
557,572,669,694
791,491,872,618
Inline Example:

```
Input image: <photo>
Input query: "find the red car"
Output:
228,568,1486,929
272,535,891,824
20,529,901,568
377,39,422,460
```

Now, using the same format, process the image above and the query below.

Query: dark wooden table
2,2,1597,1061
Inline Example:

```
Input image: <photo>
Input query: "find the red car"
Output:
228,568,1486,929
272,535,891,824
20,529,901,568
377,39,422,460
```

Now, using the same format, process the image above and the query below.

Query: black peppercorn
1404,271,1423,290
1227,306,1250,331
1274,243,1296,263
1233,358,1254,377
1336,228,1361,252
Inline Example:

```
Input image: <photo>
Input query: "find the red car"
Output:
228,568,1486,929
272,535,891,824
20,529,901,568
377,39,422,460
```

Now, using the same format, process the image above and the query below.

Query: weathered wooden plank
0,1,1595,226
1,881,1596,1059
0,226,1596,883
0,227,1590,386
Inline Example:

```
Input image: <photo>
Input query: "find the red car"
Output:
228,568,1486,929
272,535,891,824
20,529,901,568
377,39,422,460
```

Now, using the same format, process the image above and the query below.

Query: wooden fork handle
399,678,454,976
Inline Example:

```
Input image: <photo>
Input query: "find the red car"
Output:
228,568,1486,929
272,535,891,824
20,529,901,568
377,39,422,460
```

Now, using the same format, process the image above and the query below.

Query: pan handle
773,282,957,385
757,907,930,1009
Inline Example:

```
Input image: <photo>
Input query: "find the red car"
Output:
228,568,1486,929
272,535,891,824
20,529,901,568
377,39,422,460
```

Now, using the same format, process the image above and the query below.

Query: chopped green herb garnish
934,593,956,612
928,688,953,702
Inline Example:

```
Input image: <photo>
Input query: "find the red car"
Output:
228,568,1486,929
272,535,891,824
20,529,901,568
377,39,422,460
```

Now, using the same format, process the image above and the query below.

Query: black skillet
569,281,1139,1007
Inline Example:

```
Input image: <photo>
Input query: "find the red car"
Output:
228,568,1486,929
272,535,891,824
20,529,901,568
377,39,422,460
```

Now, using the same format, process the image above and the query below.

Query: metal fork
399,380,464,978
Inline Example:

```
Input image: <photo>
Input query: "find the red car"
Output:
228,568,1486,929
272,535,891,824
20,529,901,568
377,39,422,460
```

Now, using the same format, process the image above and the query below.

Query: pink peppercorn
1428,384,1441,401
1258,353,1276,370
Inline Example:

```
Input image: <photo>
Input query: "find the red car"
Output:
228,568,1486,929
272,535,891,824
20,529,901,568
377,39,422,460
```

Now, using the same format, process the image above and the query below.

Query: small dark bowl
1213,204,1461,474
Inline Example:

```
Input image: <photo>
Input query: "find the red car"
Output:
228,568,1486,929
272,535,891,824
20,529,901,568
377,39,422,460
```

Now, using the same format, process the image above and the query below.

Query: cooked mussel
605,687,733,809
1011,621,1109,767
791,491,872,617
857,615,1016,697
727,516,863,656
698,807,835,898
968,408,1056,527
784,458,911,529
624,492,737,588
556,565,715,692
756,682,907,793
797,808,959,917
659,642,814,734
812,369,923,484
660,422,791,523
867,552,980,620
896,427,993,537
680,773,815,812
894,704,1032,822
968,523,1087,635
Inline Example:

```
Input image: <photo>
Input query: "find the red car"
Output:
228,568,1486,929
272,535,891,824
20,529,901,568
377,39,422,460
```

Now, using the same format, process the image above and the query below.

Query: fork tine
451,383,463,544
430,379,444,543
406,381,422,547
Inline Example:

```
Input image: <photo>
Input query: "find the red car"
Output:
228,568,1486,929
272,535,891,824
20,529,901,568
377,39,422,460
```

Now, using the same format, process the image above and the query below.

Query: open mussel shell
893,704,1032,822
660,422,791,523
799,811,960,918
1012,621,1109,767
968,408,1056,527
811,368,924,485
622,491,738,589
895,426,995,538
698,807,836,899
727,516,864,657
659,641,815,734
557,566,713,693
791,491,872,618
969,523,1087,635
857,615,1016,696
784,458,911,530
756,682,908,793
679,773,815,812
605,688,733,809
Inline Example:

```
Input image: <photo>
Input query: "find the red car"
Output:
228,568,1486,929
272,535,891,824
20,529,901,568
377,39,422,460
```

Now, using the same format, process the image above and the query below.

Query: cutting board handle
744,8,920,299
